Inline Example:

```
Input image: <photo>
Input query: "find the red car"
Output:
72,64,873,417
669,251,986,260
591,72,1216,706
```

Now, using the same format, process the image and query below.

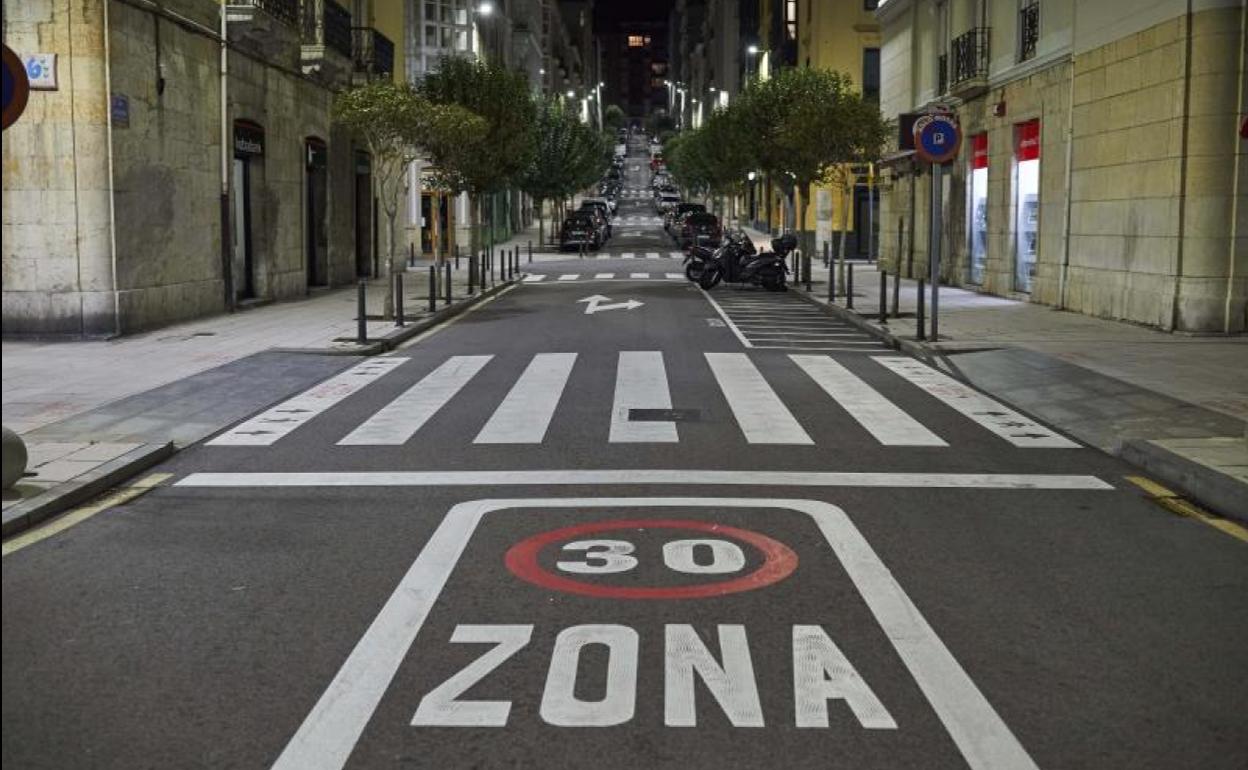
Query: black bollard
468,255,476,295
803,251,812,292
444,262,452,306
879,270,887,323
395,272,405,327
916,278,926,340
846,263,855,310
828,260,836,303
823,240,830,268
455,244,460,271
891,265,900,318
408,242,415,268
428,266,436,312
528,240,533,263
357,279,367,343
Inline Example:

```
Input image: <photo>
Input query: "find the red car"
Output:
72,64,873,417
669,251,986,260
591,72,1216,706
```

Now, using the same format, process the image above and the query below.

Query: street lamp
745,45,761,83
476,1,494,16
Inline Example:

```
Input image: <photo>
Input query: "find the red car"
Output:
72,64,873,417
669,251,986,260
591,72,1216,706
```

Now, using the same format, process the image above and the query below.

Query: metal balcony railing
937,53,948,95
1019,1,1040,62
951,27,990,86
231,0,299,26
303,0,353,59
352,27,395,78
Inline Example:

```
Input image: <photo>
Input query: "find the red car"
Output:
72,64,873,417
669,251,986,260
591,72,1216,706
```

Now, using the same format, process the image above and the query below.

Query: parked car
678,212,723,249
580,199,614,235
578,204,611,242
665,202,706,232
560,213,601,251
655,191,682,213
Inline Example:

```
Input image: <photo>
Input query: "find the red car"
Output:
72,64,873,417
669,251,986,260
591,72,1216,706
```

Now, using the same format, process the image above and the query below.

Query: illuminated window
785,0,797,39
628,34,651,48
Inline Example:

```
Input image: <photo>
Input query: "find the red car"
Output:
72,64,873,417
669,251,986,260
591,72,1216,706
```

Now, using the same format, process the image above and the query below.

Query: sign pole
929,162,942,342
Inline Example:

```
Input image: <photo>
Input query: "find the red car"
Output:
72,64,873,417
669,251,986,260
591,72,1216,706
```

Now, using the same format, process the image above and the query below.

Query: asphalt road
3,138,1247,770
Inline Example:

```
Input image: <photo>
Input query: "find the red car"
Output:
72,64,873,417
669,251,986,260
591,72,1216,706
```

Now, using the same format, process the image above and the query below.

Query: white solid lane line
338,356,492,445
474,353,577,444
789,355,947,446
178,471,1113,490
874,356,1081,448
610,351,678,442
705,353,813,444
209,358,407,446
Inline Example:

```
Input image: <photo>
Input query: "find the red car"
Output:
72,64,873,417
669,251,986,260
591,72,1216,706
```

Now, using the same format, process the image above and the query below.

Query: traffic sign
2,43,31,131
913,113,962,165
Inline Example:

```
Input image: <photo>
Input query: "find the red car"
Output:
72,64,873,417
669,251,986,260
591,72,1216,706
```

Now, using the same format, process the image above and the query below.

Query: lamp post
745,45,760,84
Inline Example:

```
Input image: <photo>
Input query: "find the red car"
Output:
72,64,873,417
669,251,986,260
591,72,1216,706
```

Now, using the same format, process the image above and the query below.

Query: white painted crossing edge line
208,358,407,446
874,356,1081,449
790,355,947,446
267,497,1042,770
705,353,813,444
474,353,576,444
177,470,1113,490
338,356,491,446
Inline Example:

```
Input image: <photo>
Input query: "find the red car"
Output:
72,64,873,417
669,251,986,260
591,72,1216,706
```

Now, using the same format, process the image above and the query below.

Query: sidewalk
2,249,526,535
790,257,1248,521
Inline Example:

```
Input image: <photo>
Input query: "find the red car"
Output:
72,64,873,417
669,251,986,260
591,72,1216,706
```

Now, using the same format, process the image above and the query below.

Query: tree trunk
384,208,398,320
797,182,814,268
469,194,481,260
836,177,852,296
537,198,545,248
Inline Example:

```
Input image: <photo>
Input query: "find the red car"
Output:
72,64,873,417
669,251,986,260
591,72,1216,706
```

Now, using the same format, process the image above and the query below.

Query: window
628,35,650,48
862,48,880,100
785,0,798,39
1013,119,1041,292
1019,0,1040,62
968,133,988,284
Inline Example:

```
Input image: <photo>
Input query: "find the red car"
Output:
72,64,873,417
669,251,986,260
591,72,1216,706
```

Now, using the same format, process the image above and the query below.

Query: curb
1,441,176,538
1120,439,1248,524
791,287,941,365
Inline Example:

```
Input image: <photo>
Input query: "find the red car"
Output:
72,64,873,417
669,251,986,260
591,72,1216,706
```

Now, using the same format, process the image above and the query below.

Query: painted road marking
630,272,650,279
669,251,684,259
1125,476,1248,543
874,357,1080,448
705,353,813,444
594,272,615,279
474,353,577,444
790,355,947,446
698,287,753,348
2,473,172,557
268,498,1039,770
646,252,660,258
610,352,678,442
666,272,683,279
208,358,407,446
338,356,492,445
558,274,578,281
522,274,546,282
622,252,635,259
177,470,1112,489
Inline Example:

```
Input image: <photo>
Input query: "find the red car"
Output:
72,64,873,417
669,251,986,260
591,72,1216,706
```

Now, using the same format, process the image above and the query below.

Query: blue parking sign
913,114,961,164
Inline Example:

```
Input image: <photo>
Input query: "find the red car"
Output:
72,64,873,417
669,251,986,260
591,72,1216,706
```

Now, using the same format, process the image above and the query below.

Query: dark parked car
578,203,612,242
678,212,723,249
579,199,614,237
560,214,601,251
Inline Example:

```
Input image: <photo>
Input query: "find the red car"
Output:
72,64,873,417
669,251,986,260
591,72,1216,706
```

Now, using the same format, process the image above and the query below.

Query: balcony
351,27,395,81
226,0,301,62
301,0,353,84
1019,1,1040,62
226,0,299,27
950,27,990,99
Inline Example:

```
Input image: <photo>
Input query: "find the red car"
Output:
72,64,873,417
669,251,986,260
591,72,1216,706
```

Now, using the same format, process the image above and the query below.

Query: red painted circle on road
504,518,798,600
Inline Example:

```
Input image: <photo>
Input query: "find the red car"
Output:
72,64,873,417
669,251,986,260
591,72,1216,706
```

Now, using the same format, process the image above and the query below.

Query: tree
334,82,484,319
518,99,607,246
420,56,537,257
603,104,627,132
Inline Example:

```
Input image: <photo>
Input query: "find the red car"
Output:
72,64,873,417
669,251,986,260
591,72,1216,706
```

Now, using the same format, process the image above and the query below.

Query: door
354,152,373,278
232,157,255,300
305,139,329,287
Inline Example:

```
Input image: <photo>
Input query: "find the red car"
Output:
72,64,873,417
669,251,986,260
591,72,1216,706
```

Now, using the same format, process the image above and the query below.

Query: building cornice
874,0,913,27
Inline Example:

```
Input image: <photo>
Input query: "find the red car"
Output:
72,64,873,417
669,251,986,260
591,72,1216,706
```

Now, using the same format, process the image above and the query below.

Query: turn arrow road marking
577,295,644,315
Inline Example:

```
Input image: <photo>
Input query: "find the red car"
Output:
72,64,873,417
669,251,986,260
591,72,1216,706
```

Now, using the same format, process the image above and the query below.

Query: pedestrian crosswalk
209,352,1080,451
704,293,884,351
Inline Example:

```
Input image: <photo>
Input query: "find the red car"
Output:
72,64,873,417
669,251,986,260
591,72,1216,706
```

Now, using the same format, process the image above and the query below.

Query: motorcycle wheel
685,263,704,282
698,266,723,290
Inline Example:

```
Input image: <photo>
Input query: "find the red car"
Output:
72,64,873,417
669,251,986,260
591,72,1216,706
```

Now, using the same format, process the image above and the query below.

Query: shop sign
971,133,989,169
234,120,265,157
1015,119,1040,161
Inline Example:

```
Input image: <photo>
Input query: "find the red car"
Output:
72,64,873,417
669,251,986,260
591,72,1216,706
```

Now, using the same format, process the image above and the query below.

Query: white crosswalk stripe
475,353,576,444
338,356,492,445
208,358,407,446
705,352,813,444
669,251,684,259
630,272,650,279
645,251,659,258
610,351,678,443
595,272,615,279
523,274,546,282
666,272,684,279
874,356,1079,448
789,355,947,446
622,252,635,259
558,274,578,281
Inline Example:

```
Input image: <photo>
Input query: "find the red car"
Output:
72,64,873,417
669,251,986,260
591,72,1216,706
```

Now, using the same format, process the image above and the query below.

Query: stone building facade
2,0,400,336
875,0,1246,333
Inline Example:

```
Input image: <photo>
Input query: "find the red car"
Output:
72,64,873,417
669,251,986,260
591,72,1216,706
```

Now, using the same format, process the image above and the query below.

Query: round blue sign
913,115,961,164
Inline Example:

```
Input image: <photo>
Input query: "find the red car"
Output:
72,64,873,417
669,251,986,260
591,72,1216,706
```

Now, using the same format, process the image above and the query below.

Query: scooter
698,233,793,292
684,231,753,283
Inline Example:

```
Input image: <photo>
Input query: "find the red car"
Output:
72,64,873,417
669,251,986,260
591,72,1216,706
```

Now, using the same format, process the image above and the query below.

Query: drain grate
628,408,701,422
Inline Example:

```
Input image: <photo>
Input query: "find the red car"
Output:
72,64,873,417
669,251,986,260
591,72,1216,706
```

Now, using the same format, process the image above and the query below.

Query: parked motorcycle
696,232,793,292
684,230,753,283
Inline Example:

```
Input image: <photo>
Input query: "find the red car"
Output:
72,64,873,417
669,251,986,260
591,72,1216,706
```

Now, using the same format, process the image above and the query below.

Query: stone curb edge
1,442,176,538
792,286,1247,523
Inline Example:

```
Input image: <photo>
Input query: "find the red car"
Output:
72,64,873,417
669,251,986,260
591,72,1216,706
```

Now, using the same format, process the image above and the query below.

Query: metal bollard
803,251,812,292
428,266,436,312
357,279,368,343
828,259,836,303
528,240,533,263
408,242,415,268
395,272,405,327
916,278,926,340
455,244,460,271
846,263,855,310
879,270,887,323
823,240,830,268
891,265,900,318
444,262,452,306
468,255,476,295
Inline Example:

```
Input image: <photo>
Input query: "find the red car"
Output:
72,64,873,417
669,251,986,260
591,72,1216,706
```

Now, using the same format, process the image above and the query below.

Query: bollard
1,426,28,491
428,266,436,312
846,263,855,310
891,264,900,318
444,262,452,306
357,279,368,343
528,240,533,263
395,272,405,327
469,254,476,295
803,251,812,292
879,270,887,323
823,240,830,268
455,244,460,271
828,258,836,303
916,278,926,340
408,242,415,268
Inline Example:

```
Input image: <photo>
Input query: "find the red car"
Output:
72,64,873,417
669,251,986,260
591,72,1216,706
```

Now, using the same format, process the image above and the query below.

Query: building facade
876,0,1246,333
2,0,400,336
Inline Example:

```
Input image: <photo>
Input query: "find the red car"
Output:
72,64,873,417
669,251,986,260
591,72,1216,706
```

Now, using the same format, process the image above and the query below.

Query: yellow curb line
1124,475,1248,544
2,473,173,558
